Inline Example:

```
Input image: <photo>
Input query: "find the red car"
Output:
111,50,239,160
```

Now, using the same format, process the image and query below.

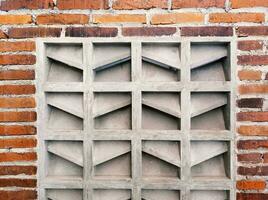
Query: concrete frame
36,37,237,200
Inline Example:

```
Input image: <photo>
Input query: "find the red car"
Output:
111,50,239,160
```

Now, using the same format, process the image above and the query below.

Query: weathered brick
237,98,263,108
238,166,268,176
93,14,146,24
0,152,37,162
151,13,204,25
181,26,233,36
0,15,32,24
0,0,53,11
238,125,268,136
0,112,36,122
238,40,263,51
237,112,268,122
113,0,168,9
237,26,268,36
263,153,268,163
0,190,37,200
238,153,262,163
0,97,35,108
239,85,268,94
238,55,268,66
8,27,62,38
0,70,35,80
66,27,118,37
36,14,89,25
0,179,36,188
122,27,176,36
0,30,7,39
0,85,35,95
209,13,265,23
172,0,225,8
237,193,268,200
238,140,268,150
57,0,108,9
238,70,262,81
0,138,36,149
232,0,268,8
0,125,36,136
0,42,35,52
0,55,36,65
237,180,266,190
0,166,36,175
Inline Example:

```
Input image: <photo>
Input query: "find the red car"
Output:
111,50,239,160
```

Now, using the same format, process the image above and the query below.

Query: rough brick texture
0,0,267,199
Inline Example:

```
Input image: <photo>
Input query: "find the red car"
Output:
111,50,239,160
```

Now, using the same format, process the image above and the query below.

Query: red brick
0,55,36,65
172,0,225,8
237,193,268,200
0,85,35,95
0,30,7,39
8,27,62,38
0,112,36,122
151,13,204,25
0,70,35,80
93,14,146,24
66,27,118,37
238,70,262,81
239,85,268,94
57,0,108,9
238,166,268,176
237,112,268,122
0,42,35,52
238,55,268,66
263,153,268,163
237,98,263,108
36,14,89,25
122,27,176,36
209,13,265,23
232,0,268,8
238,140,268,149
238,153,262,163
0,97,35,108
237,180,266,190
0,166,36,175
238,40,263,51
0,125,36,136
0,179,36,188
0,0,53,11
238,125,268,136
0,15,32,25
0,138,36,149
113,0,168,9
0,190,37,200
181,26,233,36
0,152,37,162
237,26,268,37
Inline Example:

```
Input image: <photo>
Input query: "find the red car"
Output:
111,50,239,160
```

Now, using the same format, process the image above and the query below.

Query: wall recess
37,38,235,200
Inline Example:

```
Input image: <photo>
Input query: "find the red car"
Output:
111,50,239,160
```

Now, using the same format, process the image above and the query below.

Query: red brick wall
0,0,267,199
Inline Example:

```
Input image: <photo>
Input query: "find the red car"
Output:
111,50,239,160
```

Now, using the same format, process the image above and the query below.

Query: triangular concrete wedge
94,93,131,118
47,93,84,119
93,141,131,166
47,190,82,200
47,52,84,71
143,141,180,167
48,142,83,167
94,189,131,200
142,190,180,200
191,141,228,166
93,44,131,71
46,44,83,70
143,43,180,70
142,93,180,118
191,44,228,69
191,93,227,117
